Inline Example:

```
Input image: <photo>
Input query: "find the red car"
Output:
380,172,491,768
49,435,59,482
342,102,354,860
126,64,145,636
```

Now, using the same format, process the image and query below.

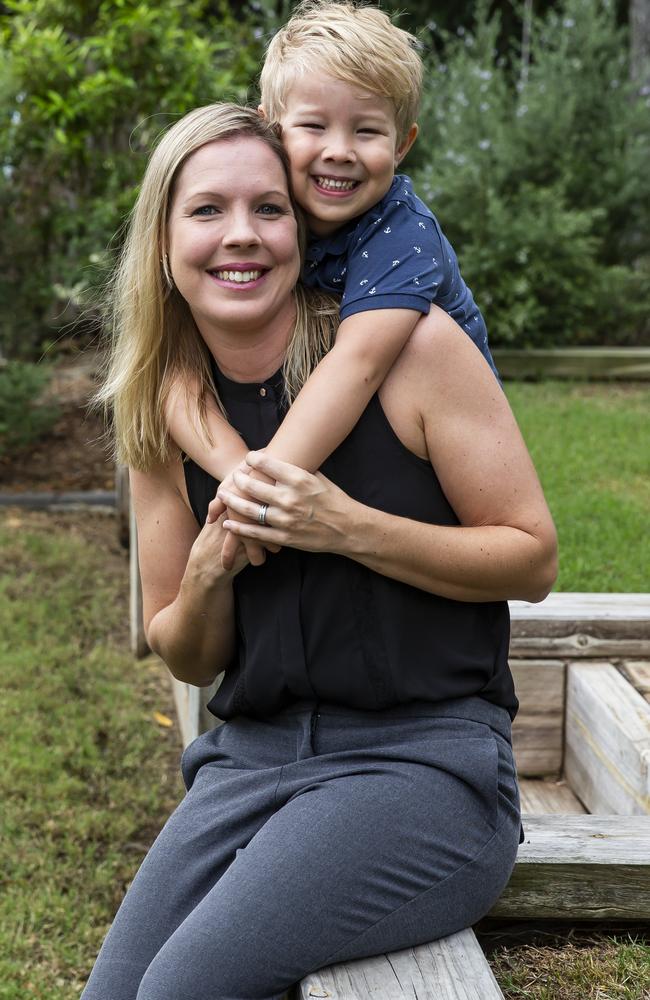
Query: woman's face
167,136,301,338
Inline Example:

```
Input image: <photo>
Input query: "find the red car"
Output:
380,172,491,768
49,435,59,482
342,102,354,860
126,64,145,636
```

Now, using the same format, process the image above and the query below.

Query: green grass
2,425,649,1000
0,511,183,1000
491,933,650,999
504,381,650,592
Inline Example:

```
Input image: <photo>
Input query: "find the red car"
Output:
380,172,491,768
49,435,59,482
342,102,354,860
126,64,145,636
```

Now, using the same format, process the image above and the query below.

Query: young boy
167,0,497,566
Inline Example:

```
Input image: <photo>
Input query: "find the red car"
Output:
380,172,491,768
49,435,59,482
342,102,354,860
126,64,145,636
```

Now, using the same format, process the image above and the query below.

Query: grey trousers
81,696,521,1000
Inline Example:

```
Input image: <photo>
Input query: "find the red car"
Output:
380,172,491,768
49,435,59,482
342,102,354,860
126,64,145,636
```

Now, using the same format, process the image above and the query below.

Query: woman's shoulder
379,308,505,459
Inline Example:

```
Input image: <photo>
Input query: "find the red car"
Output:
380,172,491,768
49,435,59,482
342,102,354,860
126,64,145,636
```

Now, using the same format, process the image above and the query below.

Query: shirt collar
210,355,284,403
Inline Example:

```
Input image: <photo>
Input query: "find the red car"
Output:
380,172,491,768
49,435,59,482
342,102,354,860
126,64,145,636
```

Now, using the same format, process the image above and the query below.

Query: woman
83,104,557,1000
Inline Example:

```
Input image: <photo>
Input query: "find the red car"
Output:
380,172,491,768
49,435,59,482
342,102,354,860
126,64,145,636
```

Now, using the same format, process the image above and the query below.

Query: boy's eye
299,122,325,130
358,128,382,135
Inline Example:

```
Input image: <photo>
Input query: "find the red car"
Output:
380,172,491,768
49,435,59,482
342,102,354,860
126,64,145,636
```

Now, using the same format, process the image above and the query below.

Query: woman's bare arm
130,459,246,687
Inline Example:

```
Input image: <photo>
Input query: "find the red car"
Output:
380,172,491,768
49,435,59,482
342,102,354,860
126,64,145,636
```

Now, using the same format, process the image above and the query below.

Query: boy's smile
275,71,417,237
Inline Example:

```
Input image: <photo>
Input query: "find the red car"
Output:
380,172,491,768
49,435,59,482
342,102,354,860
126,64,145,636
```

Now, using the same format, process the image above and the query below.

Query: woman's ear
395,123,419,167
257,104,267,119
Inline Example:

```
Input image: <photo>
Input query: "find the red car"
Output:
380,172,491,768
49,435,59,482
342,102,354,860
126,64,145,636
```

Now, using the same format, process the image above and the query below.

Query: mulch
0,353,115,494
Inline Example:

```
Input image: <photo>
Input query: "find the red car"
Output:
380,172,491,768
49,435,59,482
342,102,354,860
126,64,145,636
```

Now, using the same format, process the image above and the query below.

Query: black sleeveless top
184,362,518,721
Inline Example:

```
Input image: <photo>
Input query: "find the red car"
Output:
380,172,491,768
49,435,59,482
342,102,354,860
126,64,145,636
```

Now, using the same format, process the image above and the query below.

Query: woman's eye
191,205,219,217
258,203,285,216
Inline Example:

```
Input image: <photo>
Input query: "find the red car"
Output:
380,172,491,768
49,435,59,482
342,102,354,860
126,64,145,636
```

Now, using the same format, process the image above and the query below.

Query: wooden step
519,778,586,814
297,928,503,1000
491,814,650,919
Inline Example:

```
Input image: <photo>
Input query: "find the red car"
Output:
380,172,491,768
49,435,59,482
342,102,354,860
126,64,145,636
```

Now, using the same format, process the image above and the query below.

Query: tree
0,0,266,359
630,0,650,88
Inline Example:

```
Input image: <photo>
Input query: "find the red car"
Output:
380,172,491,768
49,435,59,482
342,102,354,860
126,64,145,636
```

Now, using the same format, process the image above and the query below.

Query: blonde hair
260,1,423,144
97,102,338,471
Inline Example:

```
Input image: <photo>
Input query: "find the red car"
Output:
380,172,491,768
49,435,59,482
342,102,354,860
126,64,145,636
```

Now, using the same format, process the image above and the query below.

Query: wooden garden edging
492,346,650,381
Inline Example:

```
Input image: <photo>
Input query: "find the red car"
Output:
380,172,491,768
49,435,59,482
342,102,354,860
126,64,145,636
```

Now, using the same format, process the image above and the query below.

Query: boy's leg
134,714,520,1000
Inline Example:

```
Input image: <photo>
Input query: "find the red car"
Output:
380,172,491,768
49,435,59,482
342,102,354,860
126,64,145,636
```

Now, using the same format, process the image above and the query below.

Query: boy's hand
209,462,280,570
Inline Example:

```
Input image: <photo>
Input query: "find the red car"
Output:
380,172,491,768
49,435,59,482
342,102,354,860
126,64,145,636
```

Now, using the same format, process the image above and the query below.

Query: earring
162,253,174,289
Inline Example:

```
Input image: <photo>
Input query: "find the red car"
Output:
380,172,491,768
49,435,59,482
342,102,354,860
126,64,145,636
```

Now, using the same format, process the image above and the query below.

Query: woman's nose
222,211,262,247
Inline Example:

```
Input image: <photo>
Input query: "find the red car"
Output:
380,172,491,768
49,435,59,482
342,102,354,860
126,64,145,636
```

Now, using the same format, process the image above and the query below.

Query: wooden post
115,464,130,548
510,659,565,776
129,496,149,659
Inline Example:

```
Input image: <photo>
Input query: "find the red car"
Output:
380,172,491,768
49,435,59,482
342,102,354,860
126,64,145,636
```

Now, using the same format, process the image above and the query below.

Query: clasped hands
206,450,350,571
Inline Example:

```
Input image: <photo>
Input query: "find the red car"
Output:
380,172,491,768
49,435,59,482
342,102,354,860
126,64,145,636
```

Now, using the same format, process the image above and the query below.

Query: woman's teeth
215,270,263,283
315,176,357,191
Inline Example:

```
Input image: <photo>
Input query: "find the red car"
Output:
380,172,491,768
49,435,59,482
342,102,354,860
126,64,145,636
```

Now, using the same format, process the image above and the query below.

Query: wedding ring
258,503,269,526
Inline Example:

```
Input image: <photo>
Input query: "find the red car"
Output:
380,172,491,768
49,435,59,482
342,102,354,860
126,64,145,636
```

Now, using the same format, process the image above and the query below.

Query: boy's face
272,70,417,237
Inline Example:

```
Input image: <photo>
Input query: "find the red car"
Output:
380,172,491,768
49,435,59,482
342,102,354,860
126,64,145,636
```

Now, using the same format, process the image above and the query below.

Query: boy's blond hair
96,103,337,471
260,1,422,144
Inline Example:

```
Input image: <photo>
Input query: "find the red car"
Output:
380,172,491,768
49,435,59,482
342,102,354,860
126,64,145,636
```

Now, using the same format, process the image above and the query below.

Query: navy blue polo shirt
302,173,497,375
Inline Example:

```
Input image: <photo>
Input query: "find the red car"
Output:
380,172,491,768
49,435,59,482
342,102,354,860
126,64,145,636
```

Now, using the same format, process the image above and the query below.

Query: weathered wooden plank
298,929,503,1000
491,815,650,919
565,662,650,815
511,593,650,619
509,593,650,657
494,346,650,380
619,661,650,696
510,660,564,776
170,677,201,748
519,778,586,814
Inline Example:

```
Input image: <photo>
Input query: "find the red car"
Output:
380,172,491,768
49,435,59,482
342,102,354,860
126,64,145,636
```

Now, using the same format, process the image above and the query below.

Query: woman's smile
207,264,270,288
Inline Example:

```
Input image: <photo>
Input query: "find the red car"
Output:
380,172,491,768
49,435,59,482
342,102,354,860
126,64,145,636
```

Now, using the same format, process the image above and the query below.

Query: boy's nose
322,135,356,163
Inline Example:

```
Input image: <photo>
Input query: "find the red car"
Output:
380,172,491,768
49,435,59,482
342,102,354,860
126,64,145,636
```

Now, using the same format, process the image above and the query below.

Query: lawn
504,381,649,592
0,510,183,1000
1,374,649,999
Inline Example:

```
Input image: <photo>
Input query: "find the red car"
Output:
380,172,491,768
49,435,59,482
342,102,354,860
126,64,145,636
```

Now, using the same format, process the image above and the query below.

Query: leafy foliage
0,0,267,359
0,0,648,355
413,0,650,347
0,361,60,458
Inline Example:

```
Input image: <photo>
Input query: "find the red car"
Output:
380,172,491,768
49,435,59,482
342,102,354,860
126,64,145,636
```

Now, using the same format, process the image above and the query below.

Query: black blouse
183,362,518,721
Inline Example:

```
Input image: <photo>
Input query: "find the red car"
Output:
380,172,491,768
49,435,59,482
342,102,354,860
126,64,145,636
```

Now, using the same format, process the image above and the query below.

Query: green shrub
0,362,60,458
413,0,650,348
0,0,267,360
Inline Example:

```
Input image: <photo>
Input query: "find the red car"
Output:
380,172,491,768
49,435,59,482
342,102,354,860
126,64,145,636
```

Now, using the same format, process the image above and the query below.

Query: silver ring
258,503,269,526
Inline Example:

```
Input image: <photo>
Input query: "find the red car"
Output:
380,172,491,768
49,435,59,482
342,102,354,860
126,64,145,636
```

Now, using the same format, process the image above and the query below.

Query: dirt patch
0,352,115,493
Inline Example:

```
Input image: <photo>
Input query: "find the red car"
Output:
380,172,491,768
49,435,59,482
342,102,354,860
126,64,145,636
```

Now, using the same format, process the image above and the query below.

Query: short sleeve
340,199,448,320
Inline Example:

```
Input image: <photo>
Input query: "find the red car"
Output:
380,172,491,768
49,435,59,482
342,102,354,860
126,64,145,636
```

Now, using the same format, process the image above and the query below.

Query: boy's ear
395,123,419,167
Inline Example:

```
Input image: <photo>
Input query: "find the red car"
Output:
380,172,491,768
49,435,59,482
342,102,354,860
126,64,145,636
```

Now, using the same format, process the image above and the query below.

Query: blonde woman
82,104,556,1000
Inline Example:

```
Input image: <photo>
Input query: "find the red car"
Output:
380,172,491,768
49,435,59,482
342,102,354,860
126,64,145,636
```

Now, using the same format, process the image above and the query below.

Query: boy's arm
165,372,270,567
165,373,248,477
262,308,420,472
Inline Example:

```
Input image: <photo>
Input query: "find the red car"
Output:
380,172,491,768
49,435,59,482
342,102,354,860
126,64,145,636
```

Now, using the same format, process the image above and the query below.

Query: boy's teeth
215,270,263,283
316,176,357,191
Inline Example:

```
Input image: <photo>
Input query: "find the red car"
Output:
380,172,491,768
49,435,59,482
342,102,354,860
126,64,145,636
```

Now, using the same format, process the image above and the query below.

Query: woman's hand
212,461,282,571
213,451,355,555
187,509,250,586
